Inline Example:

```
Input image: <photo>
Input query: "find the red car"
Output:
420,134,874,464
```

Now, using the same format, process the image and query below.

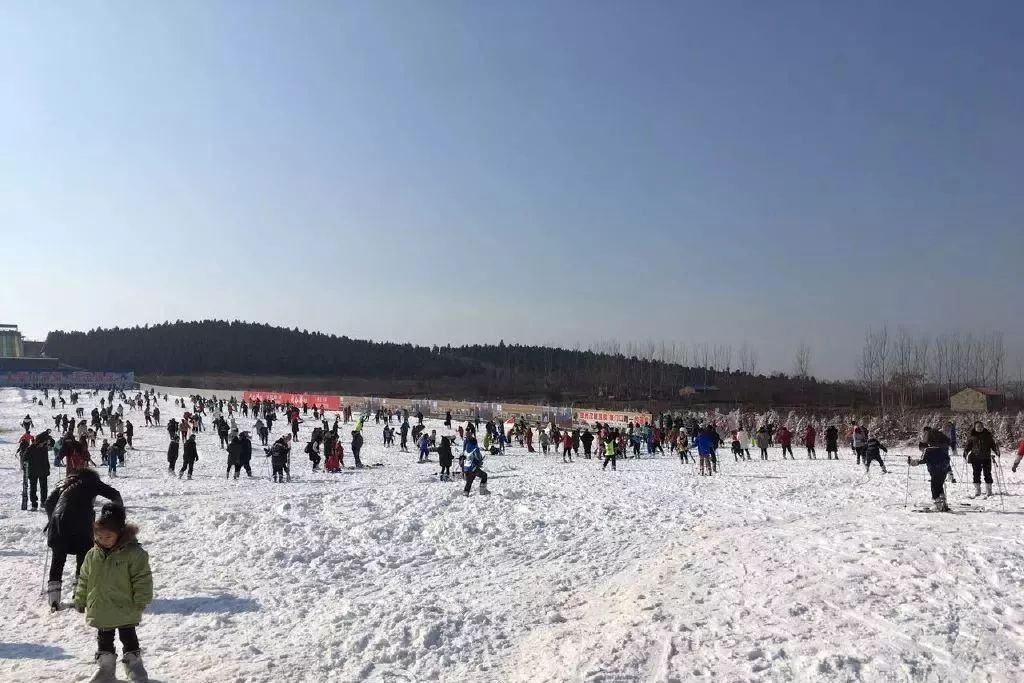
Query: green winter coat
73,527,153,629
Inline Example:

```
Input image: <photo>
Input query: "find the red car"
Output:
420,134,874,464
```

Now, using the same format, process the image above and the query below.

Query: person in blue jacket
909,427,952,512
463,435,489,496
696,427,716,477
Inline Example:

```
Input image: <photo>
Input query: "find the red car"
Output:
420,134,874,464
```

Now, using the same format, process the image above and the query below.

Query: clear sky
2,1,1022,378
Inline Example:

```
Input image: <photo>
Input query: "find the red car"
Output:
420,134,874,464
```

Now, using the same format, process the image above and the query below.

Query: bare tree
737,342,759,375
794,342,813,379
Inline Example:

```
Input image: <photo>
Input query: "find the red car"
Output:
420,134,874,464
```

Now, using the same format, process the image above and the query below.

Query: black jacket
183,438,199,463
25,439,52,478
45,469,122,554
227,437,243,464
965,428,999,463
239,436,252,463
825,426,839,447
167,440,180,462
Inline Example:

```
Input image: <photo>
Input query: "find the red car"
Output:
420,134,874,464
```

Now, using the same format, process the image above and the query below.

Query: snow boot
479,483,491,495
122,650,149,682
985,483,993,499
934,497,950,513
46,580,61,611
88,652,117,683
970,483,981,499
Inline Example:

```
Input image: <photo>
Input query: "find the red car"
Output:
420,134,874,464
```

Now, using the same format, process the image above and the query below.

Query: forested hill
44,320,857,406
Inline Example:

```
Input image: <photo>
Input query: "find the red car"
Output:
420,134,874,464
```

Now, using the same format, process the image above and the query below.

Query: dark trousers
602,453,617,470
49,549,87,582
272,462,289,481
464,468,487,493
760,448,769,460
167,457,178,472
179,459,195,477
865,452,886,471
234,461,252,477
97,626,140,655
855,446,866,464
806,446,816,458
930,476,945,500
29,474,47,508
972,460,993,484
679,450,689,463
826,446,838,459
219,433,228,448
782,445,794,458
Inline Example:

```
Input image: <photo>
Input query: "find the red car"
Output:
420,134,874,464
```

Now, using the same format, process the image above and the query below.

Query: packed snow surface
2,388,1024,682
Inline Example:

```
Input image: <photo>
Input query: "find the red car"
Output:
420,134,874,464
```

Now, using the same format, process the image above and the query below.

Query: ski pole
904,456,912,508
41,546,51,595
995,457,1006,510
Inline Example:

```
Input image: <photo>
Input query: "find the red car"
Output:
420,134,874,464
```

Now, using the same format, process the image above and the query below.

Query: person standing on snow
803,425,817,459
166,437,179,474
824,425,839,459
178,434,199,480
44,469,123,612
437,436,454,481
755,427,770,460
909,428,952,512
696,427,716,476
850,422,868,465
863,436,889,474
946,421,959,457
777,426,794,459
964,420,1000,499
463,435,489,495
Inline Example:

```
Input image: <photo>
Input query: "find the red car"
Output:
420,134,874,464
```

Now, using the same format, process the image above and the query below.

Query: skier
74,503,153,682
178,434,199,479
964,420,1000,499
824,425,839,459
863,435,889,474
909,428,952,512
44,469,123,612
462,434,489,495
22,414,33,433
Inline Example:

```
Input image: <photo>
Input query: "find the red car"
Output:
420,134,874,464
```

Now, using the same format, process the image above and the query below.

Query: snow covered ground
2,388,1024,682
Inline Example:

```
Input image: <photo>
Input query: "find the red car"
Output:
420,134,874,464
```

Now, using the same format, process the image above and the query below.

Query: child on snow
463,436,488,495
863,437,888,474
75,503,153,683
696,428,716,476
908,428,952,512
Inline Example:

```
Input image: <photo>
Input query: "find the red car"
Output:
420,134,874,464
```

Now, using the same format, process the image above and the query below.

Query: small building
0,324,24,358
950,387,1005,413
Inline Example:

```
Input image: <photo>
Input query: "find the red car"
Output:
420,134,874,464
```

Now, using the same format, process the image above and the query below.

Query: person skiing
909,428,952,512
178,434,199,480
22,414,34,433
74,503,153,683
824,425,839,459
44,469,122,612
863,435,889,474
463,435,488,496
964,420,1000,499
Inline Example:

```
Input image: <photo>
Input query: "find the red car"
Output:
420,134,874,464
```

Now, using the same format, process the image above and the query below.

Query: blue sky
2,1,1022,378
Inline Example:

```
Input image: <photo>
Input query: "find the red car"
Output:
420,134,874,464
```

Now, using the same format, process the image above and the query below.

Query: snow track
2,390,1024,681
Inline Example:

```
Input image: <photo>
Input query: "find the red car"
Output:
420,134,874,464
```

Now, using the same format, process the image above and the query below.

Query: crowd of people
11,386,1024,681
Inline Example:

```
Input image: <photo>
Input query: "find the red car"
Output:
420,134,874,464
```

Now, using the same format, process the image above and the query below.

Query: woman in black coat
44,468,121,608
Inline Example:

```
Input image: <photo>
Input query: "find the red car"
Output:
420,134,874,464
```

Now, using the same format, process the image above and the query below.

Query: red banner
242,391,341,411
575,409,651,427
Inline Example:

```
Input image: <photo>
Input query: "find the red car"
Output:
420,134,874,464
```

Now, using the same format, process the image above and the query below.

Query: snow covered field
2,388,1024,682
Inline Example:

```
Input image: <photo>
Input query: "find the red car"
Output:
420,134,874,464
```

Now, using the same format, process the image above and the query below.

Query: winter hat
96,503,127,533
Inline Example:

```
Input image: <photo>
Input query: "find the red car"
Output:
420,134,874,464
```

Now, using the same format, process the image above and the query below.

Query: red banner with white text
242,391,341,411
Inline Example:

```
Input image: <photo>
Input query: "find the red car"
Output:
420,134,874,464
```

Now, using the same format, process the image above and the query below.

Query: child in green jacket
74,503,153,683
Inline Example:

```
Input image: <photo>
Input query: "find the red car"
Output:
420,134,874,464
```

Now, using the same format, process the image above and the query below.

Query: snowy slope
2,389,1024,682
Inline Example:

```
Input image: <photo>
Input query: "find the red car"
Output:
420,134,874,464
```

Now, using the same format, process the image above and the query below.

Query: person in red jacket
1012,438,1024,473
803,425,817,459
561,432,574,463
777,427,794,460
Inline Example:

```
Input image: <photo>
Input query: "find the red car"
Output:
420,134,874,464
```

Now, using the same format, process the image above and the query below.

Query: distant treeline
45,320,866,407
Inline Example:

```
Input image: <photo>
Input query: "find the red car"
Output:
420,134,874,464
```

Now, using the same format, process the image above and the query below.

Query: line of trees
858,325,1010,414
44,321,855,406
